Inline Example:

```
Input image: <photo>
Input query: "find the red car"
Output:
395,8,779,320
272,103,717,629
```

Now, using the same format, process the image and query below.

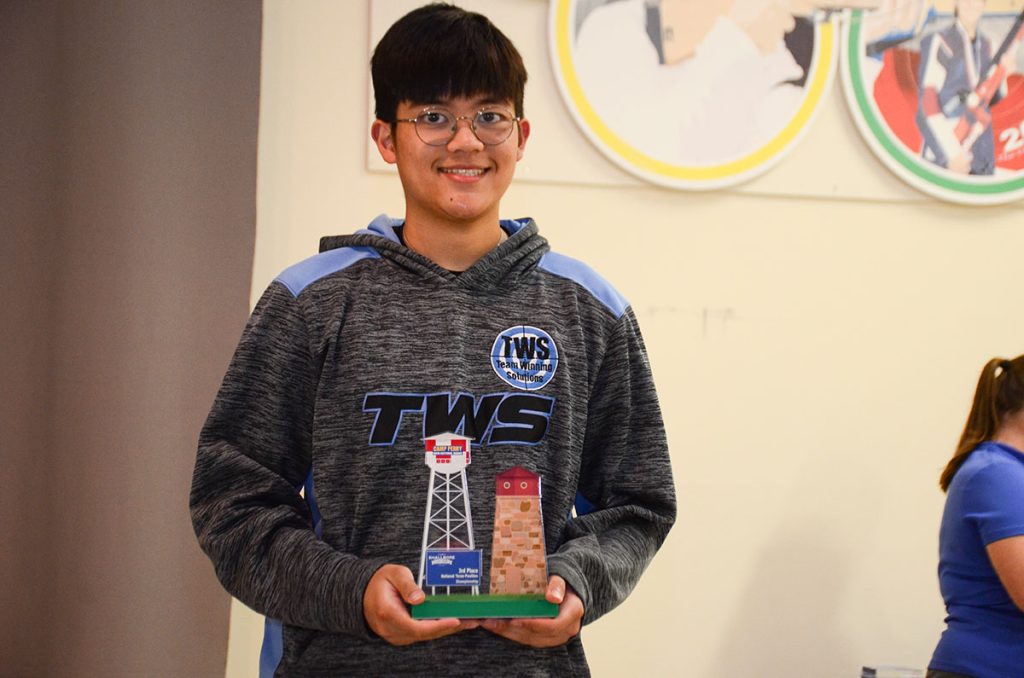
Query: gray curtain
0,1,261,675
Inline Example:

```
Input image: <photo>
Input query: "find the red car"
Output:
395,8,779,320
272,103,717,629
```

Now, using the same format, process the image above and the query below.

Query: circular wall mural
841,1,1024,204
549,0,839,189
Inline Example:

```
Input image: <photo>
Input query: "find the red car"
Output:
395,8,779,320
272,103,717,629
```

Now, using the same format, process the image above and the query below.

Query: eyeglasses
396,107,520,146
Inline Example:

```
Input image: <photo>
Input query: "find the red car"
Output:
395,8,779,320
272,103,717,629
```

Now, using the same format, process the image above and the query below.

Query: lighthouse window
520,482,528,489
503,481,511,489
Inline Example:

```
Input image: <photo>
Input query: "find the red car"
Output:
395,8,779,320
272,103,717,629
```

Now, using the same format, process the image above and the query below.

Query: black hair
371,3,527,123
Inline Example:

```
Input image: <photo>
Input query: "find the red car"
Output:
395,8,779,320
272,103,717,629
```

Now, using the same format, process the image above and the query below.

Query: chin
445,210,488,224
442,201,492,222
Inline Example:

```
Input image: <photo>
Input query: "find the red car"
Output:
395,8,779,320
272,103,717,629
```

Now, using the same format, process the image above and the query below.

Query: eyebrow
408,96,511,109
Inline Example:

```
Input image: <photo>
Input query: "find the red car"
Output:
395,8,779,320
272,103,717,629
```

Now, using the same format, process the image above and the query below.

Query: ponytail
941,356,1024,491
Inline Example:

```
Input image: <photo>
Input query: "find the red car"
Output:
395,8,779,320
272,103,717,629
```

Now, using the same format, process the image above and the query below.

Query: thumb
388,565,425,605
546,575,566,604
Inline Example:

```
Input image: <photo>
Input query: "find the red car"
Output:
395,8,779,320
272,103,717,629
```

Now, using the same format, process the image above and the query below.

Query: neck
959,18,978,40
402,211,505,272
993,412,1024,452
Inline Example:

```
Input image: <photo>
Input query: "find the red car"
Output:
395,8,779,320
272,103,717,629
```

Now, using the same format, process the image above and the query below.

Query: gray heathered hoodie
191,215,676,676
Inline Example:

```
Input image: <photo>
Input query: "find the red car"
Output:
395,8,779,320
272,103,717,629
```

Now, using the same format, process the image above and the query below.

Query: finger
385,615,462,646
482,618,531,644
518,592,584,636
485,620,563,648
509,616,564,636
481,618,509,634
483,615,570,648
482,618,528,642
385,565,425,605
545,575,566,605
405,616,463,643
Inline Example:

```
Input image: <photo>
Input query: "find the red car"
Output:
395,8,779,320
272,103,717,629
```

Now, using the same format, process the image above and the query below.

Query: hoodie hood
318,214,549,292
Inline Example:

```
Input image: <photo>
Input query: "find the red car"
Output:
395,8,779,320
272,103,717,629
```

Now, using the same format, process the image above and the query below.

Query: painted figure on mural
916,0,1021,174
843,0,1024,202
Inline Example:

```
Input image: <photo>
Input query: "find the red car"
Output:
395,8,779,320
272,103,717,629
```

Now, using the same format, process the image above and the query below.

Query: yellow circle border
550,1,836,187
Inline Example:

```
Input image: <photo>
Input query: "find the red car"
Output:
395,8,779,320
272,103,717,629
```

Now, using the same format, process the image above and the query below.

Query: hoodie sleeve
190,282,385,636
546,307,676,625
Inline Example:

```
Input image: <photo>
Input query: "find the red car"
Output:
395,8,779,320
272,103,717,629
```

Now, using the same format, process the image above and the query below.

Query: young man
191,4,676,675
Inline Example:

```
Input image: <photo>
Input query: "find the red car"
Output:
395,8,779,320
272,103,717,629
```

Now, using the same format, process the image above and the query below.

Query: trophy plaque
411,432,558,619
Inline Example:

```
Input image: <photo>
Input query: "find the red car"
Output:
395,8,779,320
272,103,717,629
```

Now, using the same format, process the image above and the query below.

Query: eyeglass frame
394,106,522,147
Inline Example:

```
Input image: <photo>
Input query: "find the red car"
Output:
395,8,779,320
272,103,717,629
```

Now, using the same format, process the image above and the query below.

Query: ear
515,118,531,162
371,119,397,164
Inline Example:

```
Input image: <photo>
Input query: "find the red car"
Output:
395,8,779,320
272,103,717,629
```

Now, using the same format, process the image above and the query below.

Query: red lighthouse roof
495,467,541,496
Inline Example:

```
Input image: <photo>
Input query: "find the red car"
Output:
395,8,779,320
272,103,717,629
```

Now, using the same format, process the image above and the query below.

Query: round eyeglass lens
414,109,515,146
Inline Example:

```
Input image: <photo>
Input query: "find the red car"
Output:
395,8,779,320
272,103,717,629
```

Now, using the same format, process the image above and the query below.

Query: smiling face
372,95,530,229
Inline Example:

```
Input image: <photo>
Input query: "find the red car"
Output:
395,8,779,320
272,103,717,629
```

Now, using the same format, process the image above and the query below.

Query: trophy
411,432,558,619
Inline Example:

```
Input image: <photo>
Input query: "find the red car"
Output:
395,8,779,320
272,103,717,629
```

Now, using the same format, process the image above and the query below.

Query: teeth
441,168,484,176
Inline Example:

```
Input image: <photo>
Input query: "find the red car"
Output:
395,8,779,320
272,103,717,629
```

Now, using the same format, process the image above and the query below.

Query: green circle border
844,10,1024,201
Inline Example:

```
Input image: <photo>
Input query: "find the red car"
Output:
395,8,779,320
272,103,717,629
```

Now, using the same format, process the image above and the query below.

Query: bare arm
987,535,1024,612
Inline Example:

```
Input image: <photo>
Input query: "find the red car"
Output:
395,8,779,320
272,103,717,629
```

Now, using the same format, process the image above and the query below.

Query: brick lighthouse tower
489,467,547,595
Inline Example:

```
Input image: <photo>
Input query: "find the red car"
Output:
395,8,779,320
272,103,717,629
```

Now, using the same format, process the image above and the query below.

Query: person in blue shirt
929,355,1024,678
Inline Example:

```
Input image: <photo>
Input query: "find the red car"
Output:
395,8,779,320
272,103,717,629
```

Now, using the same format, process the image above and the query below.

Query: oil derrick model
489,467,547,595
418,432,478,595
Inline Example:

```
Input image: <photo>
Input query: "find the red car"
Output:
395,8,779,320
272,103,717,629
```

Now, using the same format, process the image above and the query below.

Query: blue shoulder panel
260,470,323,677
259,618,283,678
274,246,380,297
538,252,629,318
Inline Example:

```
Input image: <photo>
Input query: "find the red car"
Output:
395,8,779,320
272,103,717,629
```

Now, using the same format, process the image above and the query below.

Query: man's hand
363,564,479,646
948,150,973,174
481,575,584,648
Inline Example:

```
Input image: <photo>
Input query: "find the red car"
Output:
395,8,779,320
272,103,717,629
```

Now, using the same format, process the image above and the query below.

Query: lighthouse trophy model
412,432,558,619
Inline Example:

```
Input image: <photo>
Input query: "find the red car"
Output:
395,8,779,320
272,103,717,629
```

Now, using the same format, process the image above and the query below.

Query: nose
447,116,484,150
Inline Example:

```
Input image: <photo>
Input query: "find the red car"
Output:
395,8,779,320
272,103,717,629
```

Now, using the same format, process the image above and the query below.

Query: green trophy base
411,593,558,619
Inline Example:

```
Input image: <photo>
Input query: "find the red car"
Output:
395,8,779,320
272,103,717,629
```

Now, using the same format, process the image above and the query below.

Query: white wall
229,2,1024,676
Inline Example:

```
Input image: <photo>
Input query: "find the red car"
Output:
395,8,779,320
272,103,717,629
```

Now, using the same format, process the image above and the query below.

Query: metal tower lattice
417,433,478,595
